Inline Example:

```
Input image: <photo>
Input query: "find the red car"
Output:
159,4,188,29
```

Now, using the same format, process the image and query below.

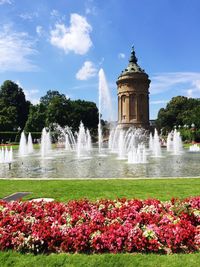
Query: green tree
70,100,99,132
156,96,200,131
25,90,99,135
40,90,66,106
0,80,30,130
45,95,72,127
24,103,47,132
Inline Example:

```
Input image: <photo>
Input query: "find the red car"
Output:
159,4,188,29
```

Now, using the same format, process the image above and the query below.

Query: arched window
129,94,136,120
121,95,126,121
138,94,145,120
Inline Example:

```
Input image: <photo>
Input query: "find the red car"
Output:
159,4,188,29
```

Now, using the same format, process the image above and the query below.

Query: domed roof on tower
118,46,146,78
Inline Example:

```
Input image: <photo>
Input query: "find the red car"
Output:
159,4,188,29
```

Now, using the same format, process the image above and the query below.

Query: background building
117,47,150,129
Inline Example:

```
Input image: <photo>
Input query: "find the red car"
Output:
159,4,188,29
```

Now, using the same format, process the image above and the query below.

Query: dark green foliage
70,99,99,133
0,83,99,135
24,103,47,132
38,90,98,133
0,80,30,130
156,96,200,136
45,94,72,127
0,132,41,143
40,90,66,106
0,132,18,143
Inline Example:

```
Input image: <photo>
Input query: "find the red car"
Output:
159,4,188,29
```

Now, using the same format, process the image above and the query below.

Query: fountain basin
1,147,200,179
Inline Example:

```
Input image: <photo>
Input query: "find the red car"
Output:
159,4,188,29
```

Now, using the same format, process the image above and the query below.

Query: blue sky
0,0,200,120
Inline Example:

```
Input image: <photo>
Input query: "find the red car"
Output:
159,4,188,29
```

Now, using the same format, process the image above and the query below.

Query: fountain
0,146,13,163
98,69,113,153
76,122,92,158
189,144,200,152
117,130,126,159
166,130,183,155
108,125,148,163
128,144,147,164
166,132,173,152
2,119,200,178
19,131,27,156
149,133,153,151
172,130,183,155
149,129,162,157
65,134,71,150
18,131,34,156
40,128,52,158
28,133,34,154
3,65,194,178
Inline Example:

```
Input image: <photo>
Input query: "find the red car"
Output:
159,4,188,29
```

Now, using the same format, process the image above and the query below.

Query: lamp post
191,123,195,143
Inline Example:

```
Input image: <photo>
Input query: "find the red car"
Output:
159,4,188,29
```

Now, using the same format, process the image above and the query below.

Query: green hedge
0,132,41,144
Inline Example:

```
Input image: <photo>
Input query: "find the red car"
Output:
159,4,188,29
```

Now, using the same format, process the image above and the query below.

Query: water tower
117,46,150,129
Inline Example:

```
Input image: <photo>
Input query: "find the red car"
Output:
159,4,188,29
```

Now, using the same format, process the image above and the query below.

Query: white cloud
85,0,97,15
0,0,12,5
19,12,39,21
150,72,200,97
24,89,40,104
36,25,44,37
85,7,97,15
118,53,125,59
15,80,40,104
76,61,97,80
50,9,59,17
50,13,92,55
185,80,200,98
0,25,38,72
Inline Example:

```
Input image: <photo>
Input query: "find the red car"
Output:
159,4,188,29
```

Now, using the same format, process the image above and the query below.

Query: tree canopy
156,96,200,131
0,80,30,131
0,83,99,135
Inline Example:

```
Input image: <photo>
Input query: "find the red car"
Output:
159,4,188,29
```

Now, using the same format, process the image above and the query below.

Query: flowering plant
0,197,199,254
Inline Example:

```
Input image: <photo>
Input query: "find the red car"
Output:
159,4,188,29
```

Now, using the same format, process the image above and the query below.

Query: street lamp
191,123,195,143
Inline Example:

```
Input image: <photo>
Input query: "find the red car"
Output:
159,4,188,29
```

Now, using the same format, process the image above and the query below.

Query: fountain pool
0,145,200,179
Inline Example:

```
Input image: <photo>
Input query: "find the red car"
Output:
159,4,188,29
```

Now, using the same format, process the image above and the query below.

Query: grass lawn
0,178,200,267
0,178,200,201
0,251,200,267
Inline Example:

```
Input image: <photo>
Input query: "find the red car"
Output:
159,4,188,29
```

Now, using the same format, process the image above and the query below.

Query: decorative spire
129,46,138,64
118,45,146,78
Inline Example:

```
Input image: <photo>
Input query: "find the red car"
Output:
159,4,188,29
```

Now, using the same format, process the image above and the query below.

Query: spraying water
173,129,183,155
166,130,183,155
152,129,162,157
189,144,200,152
0,146,13,163
41,128,52,158
98,68,113,153
27,133,34,154
19,131,27,156
76,122,92,158
166,132,173,152
128,144,147,164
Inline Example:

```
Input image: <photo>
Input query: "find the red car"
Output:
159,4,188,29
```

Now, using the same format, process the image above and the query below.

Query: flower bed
0,197,199,254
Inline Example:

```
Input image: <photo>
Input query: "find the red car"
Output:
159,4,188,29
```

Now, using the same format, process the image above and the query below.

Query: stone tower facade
117,47,150,129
